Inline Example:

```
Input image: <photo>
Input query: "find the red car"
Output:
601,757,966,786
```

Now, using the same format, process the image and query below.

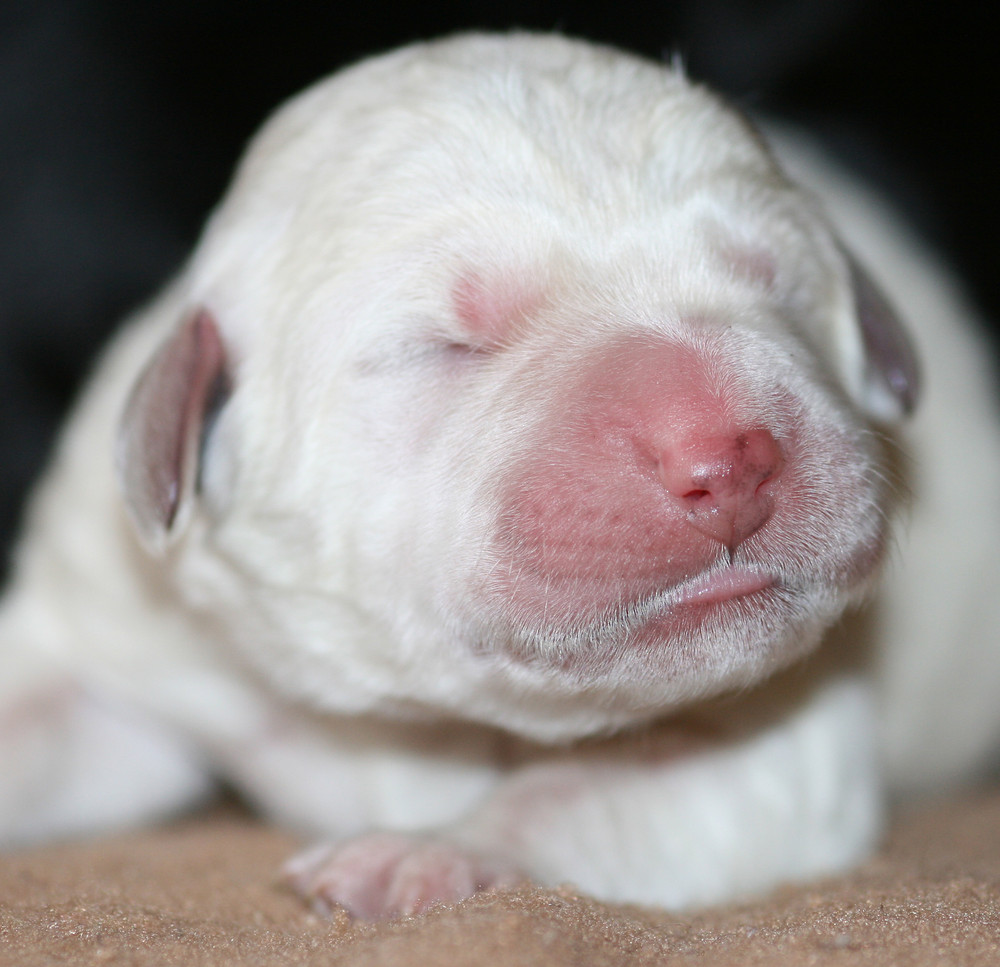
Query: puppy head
117,34,917,740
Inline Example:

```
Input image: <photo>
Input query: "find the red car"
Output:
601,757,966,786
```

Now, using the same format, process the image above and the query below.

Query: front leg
0,598,213,847
285,674,881,918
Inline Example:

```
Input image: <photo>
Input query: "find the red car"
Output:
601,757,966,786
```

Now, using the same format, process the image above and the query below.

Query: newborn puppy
2,33,1000,920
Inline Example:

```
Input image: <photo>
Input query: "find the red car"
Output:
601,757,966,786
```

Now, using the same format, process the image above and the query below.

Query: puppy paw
282,831,525,919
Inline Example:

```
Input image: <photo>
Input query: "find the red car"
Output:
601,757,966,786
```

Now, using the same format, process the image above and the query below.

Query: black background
1,0,997,574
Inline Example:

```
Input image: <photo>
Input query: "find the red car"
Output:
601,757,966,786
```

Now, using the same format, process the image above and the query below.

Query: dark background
1,0,997,575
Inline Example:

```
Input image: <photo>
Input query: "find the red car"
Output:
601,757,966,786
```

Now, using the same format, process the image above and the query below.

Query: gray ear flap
116,308,231,554
848,254,921,422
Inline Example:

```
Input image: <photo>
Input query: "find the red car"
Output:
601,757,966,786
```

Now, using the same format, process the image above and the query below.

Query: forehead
194,37,835,370
224,35,782,238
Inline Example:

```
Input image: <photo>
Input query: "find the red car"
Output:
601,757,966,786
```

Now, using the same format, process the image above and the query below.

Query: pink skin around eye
451,271,543,350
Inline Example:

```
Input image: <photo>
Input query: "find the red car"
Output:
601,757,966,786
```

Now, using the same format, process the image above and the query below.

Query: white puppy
2,33,999,919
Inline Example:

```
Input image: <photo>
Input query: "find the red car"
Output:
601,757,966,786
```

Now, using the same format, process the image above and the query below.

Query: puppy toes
282,831,525,919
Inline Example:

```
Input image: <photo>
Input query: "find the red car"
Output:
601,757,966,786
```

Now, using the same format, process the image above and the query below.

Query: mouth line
570,564,783,639
606,563,781,633
485,562,789,661
660,564,778,609
484,561,803,679
493,564,791,676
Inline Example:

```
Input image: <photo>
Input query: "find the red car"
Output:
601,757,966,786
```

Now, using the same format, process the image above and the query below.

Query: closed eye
352,332,498,380
439,338,495,360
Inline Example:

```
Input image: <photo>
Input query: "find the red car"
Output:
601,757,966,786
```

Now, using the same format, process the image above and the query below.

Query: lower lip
668,567,776,608
617,569,779,653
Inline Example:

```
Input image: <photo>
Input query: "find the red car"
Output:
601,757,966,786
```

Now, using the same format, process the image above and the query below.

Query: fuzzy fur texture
1,33,998,918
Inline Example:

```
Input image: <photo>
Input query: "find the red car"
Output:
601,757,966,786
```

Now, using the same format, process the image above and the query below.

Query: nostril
754,476,776,498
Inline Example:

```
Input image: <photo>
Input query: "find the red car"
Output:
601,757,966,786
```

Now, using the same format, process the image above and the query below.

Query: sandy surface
2,792,1000,966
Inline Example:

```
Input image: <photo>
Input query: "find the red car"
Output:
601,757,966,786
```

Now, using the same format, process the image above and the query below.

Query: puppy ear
116,308,231,554
847,254,921,421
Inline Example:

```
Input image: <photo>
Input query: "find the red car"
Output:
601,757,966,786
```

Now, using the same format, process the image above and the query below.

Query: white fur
1,33,998,916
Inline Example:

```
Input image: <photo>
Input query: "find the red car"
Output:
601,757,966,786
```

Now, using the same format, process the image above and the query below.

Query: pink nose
657,428,785,551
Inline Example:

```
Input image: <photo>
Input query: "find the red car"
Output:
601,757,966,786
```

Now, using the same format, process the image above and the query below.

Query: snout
486,334,812,627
